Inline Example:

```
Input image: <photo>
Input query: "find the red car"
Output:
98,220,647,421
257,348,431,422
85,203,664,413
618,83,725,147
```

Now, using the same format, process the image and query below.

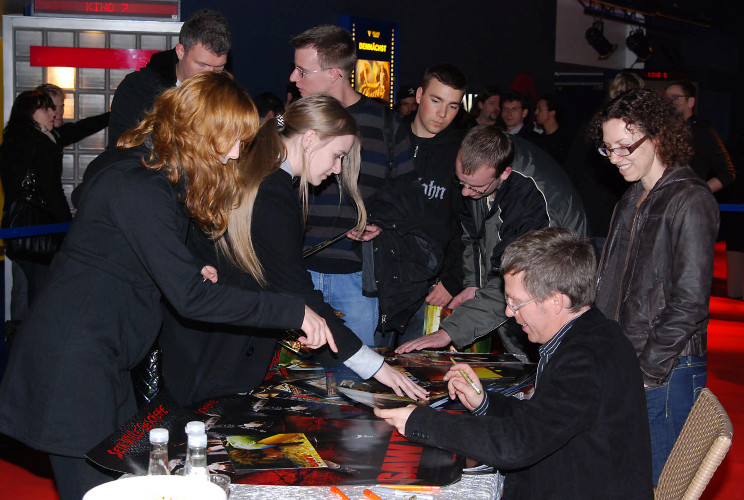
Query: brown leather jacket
596,165,719,387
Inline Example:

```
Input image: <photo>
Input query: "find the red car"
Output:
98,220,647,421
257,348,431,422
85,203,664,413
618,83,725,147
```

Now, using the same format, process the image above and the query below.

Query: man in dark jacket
107,9,231,148
665,80,735,193
397,127,587,357
377,228,653,500
371,63,466,343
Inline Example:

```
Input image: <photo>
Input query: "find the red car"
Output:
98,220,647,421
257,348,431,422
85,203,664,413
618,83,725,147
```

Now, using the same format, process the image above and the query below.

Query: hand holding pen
444,362,485,411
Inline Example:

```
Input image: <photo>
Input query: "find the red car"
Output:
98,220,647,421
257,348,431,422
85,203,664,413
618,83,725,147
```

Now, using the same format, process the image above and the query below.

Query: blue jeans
309,271,378,346
645,355,706,484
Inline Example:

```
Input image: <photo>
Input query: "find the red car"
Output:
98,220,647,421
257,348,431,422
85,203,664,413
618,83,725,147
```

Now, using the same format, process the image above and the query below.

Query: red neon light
31,46,160,70
33,0,178,17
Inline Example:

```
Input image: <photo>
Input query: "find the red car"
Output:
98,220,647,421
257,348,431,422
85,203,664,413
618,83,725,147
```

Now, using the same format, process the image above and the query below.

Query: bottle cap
185,421,206,435
188,432,208,447
149,428,169,443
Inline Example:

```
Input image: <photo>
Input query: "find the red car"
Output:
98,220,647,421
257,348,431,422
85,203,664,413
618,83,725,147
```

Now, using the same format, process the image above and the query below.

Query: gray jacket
442,136,587,350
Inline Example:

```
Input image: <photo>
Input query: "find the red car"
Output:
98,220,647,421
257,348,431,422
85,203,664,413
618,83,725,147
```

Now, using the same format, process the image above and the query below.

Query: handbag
4,168,64,261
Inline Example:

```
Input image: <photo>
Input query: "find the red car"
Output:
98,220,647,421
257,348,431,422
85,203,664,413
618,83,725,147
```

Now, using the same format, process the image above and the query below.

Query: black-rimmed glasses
454,176,497,196
598,135,648,158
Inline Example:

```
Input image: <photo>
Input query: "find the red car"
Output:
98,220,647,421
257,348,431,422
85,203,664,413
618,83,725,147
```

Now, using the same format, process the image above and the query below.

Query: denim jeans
309,270,378,346
645,355,707,484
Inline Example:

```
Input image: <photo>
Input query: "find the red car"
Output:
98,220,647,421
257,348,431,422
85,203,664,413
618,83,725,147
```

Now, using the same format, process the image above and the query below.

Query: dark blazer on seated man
376,228,653,499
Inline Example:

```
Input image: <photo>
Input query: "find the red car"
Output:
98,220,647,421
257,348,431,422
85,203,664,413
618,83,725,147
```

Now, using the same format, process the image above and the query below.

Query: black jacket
688,116,736,188
53,112,110,148
108,49,177,148
161,168,369,405
0,148,305,456
406,308,653,499
1,128,72,225
364,120,465,332
596,165,719,387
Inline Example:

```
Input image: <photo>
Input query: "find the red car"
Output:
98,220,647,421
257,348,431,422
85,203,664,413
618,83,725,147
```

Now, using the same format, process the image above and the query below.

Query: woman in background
0,90,71,318
591,88,718,483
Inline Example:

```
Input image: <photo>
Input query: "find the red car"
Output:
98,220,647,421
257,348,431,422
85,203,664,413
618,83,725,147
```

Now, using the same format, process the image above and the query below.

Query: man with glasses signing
378,228,653,499
397,126,587,359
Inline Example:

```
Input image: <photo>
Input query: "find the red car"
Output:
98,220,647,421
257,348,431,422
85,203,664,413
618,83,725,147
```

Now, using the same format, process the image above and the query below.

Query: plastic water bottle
147,428,170,475
183,432,209,478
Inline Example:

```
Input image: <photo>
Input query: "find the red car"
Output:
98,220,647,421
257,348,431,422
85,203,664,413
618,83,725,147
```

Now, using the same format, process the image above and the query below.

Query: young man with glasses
288,25,405,346
397,126,587,359
377,228,653,499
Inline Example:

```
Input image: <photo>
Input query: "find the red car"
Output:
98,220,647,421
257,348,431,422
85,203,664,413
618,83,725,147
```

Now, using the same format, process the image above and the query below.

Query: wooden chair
655,388,733,500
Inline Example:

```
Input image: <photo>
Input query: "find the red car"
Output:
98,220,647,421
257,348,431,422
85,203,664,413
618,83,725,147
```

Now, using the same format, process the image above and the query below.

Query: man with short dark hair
395,85,418,118
500,90,539,143
467,85,502,128
377,63,467,343
108,9,231,148
665,80,735,193
289,25,404,346
533,94,572,165
397,126,587,357
377,227,653,499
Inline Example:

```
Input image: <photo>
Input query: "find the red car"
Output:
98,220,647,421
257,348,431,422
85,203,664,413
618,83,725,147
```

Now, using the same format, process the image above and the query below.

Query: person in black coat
160,94,426,405
0,90,71,316
376,228,653,499
0,73,335,500
107,9,231,148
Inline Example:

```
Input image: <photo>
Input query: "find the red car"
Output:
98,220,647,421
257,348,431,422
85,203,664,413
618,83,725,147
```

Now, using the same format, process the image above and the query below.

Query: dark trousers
48,454,119,500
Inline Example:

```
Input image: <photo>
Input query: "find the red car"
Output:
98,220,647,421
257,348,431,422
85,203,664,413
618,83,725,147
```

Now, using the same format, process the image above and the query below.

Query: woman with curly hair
591,88,719,483
159,94,425,406
0,72,335,499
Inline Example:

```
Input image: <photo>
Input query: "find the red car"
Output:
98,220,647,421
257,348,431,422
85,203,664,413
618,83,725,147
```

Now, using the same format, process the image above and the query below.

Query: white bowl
83,475,227,500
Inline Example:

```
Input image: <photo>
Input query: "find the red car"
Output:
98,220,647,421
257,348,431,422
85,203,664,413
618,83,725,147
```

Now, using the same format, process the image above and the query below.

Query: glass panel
16,61,43,88
62,154,75,180
79,68,106,89
79,31,106,48
48,31,74,47
15,30,42,57
79,94,106,117
110,69,130,90
63,96,74,121
78,130,106,150
141,35,166,51
47,67,76,89
110,33,136,49
170,35,179,48
79,154,99,177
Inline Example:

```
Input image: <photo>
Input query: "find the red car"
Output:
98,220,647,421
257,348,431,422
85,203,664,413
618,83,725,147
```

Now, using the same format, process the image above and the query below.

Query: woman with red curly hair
591,88,719,484
0,72,334,499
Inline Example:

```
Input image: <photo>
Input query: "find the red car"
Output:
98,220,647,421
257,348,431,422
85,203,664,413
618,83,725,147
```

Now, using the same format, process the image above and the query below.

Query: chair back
655,388,733,500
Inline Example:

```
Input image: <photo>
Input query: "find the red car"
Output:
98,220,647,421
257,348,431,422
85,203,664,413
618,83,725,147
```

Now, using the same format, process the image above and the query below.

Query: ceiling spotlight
627,28,653,62
585,20,617,60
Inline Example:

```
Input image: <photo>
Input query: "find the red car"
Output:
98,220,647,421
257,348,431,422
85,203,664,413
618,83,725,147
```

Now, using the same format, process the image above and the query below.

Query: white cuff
343,345,384,380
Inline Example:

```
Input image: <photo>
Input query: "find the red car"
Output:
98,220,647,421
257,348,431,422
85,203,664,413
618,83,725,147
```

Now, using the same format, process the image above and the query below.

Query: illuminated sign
340,15,398,109
32,0,180,21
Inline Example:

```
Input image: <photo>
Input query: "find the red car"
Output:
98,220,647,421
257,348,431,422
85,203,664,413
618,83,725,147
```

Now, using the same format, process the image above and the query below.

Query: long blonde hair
218,94,365,286
118,71,259,237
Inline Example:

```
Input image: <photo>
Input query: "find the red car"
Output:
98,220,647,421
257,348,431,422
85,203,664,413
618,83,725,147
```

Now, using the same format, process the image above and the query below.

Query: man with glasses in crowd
397,126,587,359
289,25,407,346
665,80,735,193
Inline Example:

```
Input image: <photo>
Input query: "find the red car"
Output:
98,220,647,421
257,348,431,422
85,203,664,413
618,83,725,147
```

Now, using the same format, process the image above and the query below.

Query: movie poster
86,392,464,486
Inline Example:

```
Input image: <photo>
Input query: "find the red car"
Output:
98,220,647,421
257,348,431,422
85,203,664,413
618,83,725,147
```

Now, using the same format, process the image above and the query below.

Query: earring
303,146,308,152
